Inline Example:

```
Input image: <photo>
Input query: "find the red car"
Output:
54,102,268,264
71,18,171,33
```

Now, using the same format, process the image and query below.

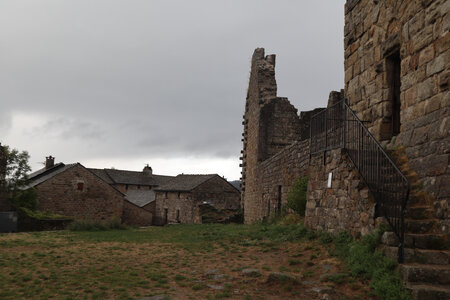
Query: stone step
406,283,450,300
406,205,434,219
405,219,438,234
399,264,450,285
381,246,450,265
381,232,449,250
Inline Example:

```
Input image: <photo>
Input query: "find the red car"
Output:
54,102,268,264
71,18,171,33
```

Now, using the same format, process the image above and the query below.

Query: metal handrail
310,99,410,263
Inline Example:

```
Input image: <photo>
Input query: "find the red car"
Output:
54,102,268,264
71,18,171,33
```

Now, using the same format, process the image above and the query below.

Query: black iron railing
310,99,410,263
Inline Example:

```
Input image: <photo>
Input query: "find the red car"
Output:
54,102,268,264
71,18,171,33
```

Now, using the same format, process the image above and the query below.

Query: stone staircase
378,147,450,299
380,186,450,299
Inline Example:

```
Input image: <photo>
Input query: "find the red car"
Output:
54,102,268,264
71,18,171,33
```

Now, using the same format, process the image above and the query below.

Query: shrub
286,177,308,216
68,218,127,231
17,207,72,220
325,229,411,300
10,188,38,211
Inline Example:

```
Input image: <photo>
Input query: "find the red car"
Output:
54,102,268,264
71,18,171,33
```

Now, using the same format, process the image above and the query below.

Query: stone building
240,48,322,223
241,1,449,298
343,0,449,233
153,174,240,225
27,157,153,226
88,165,173,216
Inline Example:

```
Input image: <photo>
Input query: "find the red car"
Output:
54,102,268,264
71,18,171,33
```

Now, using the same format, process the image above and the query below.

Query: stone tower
241,48,308,223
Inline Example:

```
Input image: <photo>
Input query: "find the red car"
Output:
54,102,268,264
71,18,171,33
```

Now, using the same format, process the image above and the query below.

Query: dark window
176,209,180,222
277,185,282,212
137,185,141,189
177,192,181,199
165,192,168,199
125,184,128,190
77,182,84,191
164,208,168,224
386,51,401,136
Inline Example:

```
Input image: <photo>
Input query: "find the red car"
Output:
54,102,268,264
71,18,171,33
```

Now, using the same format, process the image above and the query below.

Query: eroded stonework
344,0,449,233
241,48,322,223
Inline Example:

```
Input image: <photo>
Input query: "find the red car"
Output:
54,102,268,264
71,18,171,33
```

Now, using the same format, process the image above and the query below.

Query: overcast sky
0,1,345,180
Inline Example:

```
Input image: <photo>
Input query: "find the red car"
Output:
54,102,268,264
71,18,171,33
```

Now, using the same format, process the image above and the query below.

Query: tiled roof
155,174,217,192
26,163,78,188
27,162,65,179
87,168,174,186
124,190,155,207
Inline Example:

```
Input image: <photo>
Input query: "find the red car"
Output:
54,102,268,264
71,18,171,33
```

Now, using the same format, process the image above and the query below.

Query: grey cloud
0,0,345,172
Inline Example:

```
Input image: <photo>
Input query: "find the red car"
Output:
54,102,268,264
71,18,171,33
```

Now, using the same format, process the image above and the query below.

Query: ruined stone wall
241,48,312,223
36,164,124,221
344,0,449,233
122,200,153,227
153,191,195,225
255,140,310,221
192,176,240,210
306,148,374,236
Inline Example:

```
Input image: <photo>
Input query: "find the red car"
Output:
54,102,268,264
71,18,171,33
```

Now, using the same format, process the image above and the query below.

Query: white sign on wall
327,172,333,188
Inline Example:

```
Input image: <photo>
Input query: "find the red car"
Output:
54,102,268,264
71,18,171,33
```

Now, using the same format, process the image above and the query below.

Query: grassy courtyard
0,223,379,299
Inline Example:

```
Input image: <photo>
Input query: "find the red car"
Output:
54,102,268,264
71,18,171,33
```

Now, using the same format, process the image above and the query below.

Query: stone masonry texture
344,0,449,233
122,200,153,227
305,148,374,236
35,164,124,221
241,48,322,223
154,175,240,225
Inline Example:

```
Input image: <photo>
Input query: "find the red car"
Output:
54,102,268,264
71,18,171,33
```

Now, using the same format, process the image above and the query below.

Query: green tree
286,176,308,216
1,145,37,210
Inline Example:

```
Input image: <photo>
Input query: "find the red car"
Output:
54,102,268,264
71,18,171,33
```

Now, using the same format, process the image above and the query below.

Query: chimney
143,164,152,175
45,156,55,169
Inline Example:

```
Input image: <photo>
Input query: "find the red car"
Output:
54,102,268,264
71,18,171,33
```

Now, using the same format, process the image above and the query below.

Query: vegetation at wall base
319,228,411,300
286,176,308,216
17,207,72,221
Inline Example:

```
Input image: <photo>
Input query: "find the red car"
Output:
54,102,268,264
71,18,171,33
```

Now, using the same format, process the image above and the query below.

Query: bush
68,218,127,231
17,207,72,220
10,188,38,211
325,229,411,300
286,177,308,216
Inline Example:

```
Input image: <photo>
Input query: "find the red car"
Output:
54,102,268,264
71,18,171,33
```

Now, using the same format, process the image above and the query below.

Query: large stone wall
36,164,124,221
122,200,153,227
154,191,196,225
344,0,449,233
306,148,374,236
154,176,240,225
244,140,310,223
192,176,240,210
241,48,315,223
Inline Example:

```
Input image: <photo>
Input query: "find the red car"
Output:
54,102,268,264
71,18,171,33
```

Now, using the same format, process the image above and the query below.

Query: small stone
204,269,219,276
206,284,224,290
139,295,167,300
266,272,297,284
321,293,333,300
242,269,261,277
212,274,226,280
302,280,318,285
311,286,334,294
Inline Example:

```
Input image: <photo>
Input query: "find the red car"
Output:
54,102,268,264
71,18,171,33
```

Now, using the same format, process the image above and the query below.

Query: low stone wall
17,212,73,232
305,148,375,236
245,139,310,223
122,200,153,227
